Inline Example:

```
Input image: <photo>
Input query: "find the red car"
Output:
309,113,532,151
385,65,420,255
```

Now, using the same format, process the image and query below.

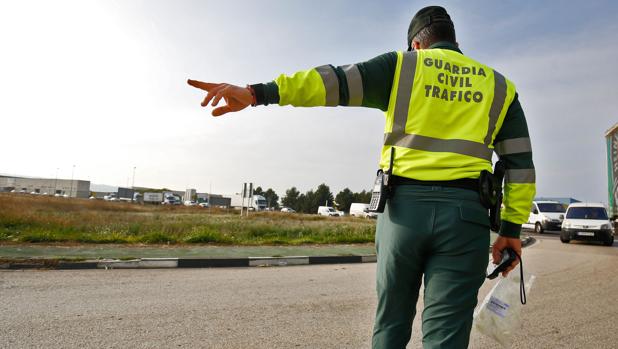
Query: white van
317,206,340,217
523,201,565,233
560,203,614,246
350,203,378,219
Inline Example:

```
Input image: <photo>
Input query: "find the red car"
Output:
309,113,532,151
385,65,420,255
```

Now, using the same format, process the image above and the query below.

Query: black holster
479,161,506,232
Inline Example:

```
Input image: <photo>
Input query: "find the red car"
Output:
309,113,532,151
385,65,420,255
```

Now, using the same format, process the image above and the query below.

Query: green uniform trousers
372,184,490,349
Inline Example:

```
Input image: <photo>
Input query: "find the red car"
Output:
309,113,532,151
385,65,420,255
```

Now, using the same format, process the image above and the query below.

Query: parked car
184,200,197,206
281,207,296,213
350,203,378,219
198,202,209,208
104,193,118,201
524,201,566,233
560,203,614,246
317,206,340,217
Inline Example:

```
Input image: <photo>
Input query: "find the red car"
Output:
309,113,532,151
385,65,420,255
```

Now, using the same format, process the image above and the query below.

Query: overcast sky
1,0,617,202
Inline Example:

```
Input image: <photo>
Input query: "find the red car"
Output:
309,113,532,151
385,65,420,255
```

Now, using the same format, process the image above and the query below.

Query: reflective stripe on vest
485,71,507,145
494,137,532,155
315,65,339,106
505,168,536,183
342,64,363,106
383,51,509,161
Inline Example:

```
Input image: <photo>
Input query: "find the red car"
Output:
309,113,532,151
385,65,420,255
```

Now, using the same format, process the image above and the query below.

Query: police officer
189,6,535,348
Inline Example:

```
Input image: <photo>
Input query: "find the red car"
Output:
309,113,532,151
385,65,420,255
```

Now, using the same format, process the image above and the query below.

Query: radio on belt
368,147,395,213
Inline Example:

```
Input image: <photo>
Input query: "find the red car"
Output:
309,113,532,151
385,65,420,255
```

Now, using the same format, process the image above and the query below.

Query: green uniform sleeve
493,94,536,238
250,52,398,111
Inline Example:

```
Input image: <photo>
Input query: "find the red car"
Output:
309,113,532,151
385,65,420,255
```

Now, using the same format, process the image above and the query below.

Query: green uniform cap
407,6,453,50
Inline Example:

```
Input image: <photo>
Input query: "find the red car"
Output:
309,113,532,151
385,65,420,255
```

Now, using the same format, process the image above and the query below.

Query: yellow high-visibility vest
380,49,517,181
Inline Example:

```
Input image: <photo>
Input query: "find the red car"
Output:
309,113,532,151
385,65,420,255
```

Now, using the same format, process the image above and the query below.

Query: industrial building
0,175,232,206
0,175,90,198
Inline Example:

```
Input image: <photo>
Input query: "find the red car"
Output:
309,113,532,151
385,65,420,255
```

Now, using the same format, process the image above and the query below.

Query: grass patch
137,233,177,244
0,228,13,241
0,193,376,245
76,234,128,244
19,232,67,243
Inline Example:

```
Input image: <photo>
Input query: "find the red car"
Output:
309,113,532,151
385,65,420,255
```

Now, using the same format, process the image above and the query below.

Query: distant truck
143,192,163,204
117,187,135,202
231,194,268,211
606,123,618,219
133,192,143,204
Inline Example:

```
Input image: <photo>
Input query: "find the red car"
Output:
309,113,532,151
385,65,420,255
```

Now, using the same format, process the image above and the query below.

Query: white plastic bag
473,267,535,347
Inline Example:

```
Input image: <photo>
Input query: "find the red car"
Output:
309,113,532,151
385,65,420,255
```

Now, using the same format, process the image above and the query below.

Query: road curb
2,237,532,270
0,255,379,270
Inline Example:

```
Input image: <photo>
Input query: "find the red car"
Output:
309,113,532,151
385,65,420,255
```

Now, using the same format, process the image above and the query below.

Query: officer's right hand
187,80,253,117
491,236,522,277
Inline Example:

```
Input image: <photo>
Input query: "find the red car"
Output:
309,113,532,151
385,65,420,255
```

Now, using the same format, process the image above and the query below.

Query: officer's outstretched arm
189,52,398,115
187,80,253,117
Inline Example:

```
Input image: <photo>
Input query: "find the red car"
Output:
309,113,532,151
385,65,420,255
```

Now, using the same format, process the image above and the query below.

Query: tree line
254,184,371,214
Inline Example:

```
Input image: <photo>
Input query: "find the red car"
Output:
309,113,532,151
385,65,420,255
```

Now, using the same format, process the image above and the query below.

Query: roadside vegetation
0,194,376,245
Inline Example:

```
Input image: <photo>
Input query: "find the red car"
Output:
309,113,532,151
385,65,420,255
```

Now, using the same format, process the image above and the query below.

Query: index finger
187,79,220,91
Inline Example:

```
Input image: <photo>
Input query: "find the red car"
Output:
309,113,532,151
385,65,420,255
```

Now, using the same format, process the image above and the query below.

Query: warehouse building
0,175,90,198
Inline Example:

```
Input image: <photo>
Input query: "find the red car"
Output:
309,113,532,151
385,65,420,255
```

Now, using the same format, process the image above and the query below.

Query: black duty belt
390,175,479,193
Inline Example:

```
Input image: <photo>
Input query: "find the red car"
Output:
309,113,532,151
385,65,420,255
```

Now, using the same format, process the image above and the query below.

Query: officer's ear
412,40,422,50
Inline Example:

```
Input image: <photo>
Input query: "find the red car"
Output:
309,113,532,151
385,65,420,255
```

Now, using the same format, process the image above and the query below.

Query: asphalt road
1,235,617,349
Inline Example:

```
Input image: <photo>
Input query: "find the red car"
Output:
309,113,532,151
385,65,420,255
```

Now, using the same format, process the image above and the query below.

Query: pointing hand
187,80,253,117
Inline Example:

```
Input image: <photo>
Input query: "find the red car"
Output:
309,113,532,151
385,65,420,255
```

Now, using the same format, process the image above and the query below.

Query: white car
162,196,181,205
104,193,118,201
350,203,378,219
184,200,197,206
198,202,209,208
560,202,614,246
281,207,296,213
523,201,565,233
317,206,340,217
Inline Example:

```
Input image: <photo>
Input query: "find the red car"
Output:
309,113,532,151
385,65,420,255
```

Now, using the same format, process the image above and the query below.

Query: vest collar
428,41,463,54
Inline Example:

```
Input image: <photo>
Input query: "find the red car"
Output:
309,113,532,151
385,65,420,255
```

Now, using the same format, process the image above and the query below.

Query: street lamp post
53,168,59,196
69,165,75,197
132,167,136,188
131,167,136,202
